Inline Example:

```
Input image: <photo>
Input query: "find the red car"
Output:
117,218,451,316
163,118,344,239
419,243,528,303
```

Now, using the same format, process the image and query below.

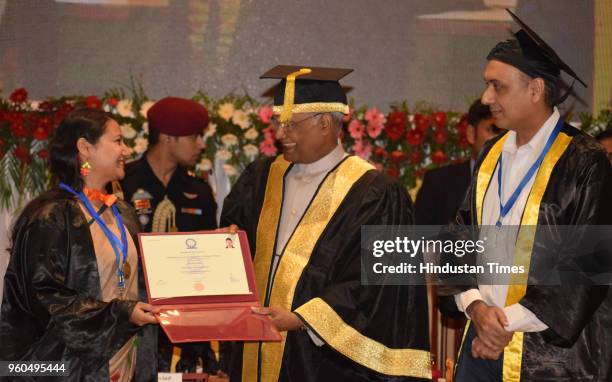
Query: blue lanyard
496,118,564,227
59,183,128,290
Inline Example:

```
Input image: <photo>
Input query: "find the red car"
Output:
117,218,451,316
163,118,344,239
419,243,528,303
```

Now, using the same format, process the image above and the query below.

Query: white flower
223,164,237,176
133,136,148,154
244,128,259,140
120,123,137,139
243,144,259,158
139,101,155,118
215,149,232,161
103,104,112,112
142,122,149,134
204,122,217,139
232,110,251,130
29,101,40,111
218,102,235,121
197,158,213,172
221,133,239,147
117,99,135,118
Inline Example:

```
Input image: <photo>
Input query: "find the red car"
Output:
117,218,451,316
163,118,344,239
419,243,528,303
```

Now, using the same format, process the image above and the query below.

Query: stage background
0,0,606,115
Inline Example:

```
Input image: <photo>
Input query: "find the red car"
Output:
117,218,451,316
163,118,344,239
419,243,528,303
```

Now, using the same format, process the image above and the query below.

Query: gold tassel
279,67,312,122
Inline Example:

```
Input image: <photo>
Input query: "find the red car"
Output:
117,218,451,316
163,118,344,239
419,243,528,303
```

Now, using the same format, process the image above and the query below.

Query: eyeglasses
270,113,321,133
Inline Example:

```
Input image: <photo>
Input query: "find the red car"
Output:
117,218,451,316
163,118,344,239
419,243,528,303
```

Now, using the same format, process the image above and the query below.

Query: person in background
0,108,158,381
120,97,223,376
415,98,501,226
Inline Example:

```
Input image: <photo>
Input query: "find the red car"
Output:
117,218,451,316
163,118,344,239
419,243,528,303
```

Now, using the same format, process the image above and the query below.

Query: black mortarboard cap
260,65,353,122
487,9,587,104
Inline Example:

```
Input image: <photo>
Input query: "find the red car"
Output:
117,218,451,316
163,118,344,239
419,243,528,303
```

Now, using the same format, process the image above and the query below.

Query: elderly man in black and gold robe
221,66,431,382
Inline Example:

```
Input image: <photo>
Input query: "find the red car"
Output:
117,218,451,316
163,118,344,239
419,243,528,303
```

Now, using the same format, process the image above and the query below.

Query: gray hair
328,112,344,129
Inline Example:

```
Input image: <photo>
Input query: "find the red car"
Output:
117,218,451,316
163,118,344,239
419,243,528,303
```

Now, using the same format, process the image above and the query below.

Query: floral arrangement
1,86,609,213
341,102,471,188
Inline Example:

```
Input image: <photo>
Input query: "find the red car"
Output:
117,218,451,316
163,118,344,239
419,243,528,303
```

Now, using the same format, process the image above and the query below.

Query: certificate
140,232,251,298
138,231,281,343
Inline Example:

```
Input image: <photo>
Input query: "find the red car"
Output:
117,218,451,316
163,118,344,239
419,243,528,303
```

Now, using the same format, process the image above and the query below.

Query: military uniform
118,96,222,375
120,156,217,233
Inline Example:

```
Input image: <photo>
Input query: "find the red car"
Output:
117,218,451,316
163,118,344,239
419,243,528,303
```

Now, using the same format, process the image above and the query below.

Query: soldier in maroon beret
119,97,222,375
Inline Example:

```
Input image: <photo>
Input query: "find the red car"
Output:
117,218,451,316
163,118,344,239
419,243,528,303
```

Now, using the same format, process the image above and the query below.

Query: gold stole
467,130,573,382
242,155,374,382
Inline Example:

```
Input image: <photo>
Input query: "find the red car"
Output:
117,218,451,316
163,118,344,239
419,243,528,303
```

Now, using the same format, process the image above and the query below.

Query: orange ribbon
83,187,118,207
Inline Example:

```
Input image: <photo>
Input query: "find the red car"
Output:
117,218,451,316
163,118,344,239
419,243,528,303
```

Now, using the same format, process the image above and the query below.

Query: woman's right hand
129,302,159,326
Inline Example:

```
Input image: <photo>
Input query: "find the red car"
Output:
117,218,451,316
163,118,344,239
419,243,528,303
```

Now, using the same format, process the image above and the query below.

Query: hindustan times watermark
361,225,612,286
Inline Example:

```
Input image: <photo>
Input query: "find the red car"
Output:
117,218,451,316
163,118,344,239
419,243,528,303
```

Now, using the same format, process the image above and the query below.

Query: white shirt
454,107,561,332
268,144,346,346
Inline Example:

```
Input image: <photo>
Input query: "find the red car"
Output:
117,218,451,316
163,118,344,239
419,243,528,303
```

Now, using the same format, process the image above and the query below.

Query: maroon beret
147,97,209,137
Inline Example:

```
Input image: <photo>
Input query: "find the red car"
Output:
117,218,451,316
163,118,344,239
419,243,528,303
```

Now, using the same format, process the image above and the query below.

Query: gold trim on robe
243,155,375,381
295,297,432,379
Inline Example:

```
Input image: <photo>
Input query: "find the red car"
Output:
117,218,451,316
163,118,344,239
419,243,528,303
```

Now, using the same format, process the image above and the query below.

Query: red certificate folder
138,230,281,343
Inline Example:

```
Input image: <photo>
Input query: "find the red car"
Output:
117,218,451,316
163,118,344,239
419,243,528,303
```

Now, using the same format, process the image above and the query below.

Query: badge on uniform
181,207,203,215
131,188,154,226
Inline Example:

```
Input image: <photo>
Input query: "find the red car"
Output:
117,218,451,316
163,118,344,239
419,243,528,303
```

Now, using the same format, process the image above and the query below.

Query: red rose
456,120,468,136
409,150,422,165
85,95,102,109
390,150,407,164
385,123,405,141
39,101,54,111
432,111,447,129
431,149,448,165
458,136,470,149
433,130,447,144
10,122,29,138
37,149,49,159
413,113,430,132
374,147,388,157
9,88,28,103
415,168,427,178
60,103,75,114
6,112,24,124
386,166,400,179
107,97,119,107
406,128,425,146
33,124,52,141
13,145,30,162
387,110,407,127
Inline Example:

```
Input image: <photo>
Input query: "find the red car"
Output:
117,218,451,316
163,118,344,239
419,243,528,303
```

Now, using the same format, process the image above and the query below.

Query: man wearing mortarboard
221,66,431,381
449,9,612,382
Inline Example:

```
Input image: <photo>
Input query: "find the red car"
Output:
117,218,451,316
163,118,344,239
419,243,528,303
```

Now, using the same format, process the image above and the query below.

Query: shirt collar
293,144,345,177
503,107,560,155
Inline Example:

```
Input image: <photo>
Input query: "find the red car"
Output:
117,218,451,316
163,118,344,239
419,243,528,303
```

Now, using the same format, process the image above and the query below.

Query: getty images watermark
361,225,612,286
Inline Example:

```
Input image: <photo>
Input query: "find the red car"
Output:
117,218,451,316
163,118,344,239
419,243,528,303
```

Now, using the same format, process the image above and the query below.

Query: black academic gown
221,155,431,382
0,189,157,381
451,124,612,381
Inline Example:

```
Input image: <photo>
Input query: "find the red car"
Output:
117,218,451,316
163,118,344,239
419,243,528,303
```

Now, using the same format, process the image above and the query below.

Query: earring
80,161,92,177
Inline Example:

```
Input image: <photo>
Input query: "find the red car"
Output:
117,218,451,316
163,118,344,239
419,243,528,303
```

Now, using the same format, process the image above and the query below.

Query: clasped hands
466,300,514,360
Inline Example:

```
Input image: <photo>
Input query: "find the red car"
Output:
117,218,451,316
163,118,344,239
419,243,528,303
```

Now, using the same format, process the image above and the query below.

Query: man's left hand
471,336,504,360
252,306,304,331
